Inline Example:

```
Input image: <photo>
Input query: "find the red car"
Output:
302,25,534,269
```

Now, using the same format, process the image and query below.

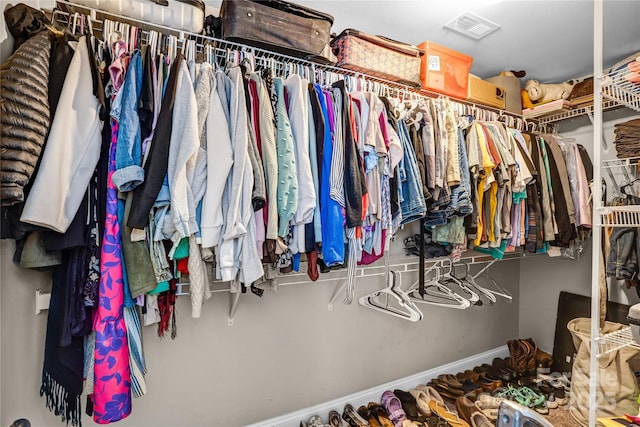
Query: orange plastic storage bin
418,41,473,100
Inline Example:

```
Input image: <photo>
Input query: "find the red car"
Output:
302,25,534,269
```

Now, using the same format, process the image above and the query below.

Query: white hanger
359,250,423,321
359,270,423,322
69,12,79,35
407,260,472,310
471,261,513,303
453,262,497,305
359,249,423,322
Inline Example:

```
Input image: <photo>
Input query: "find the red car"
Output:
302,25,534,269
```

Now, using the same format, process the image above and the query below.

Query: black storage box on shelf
219,0,336,64
331,29,424,87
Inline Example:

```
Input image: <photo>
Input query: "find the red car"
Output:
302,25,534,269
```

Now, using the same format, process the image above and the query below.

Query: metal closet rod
52,0,541,128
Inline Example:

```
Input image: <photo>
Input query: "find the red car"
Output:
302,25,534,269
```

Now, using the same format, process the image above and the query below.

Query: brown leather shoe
477,376,503,392
456,370,480,383
455,396,476,424
438,374,463,389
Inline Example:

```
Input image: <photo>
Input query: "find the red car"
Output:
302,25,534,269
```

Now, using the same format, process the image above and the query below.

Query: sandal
408,388,432,416
394,389,423,421
368,402,395,427
358,405,382,427
428,400,470,427
342,404,368,427
381,390,408,427
304,415,325,427
328,410,347,427
416,384,446,407
428,379,465,399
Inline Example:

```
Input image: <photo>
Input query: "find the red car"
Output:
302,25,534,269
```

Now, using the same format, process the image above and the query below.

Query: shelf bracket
35,290,51,315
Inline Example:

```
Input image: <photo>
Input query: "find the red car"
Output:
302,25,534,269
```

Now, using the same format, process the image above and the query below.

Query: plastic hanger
429,259,480,305
445,263,483,306
359,270,423,322
470,261,513,303
453,262,496,306
407,260,471,310
358,252,423,322
68,12,79,35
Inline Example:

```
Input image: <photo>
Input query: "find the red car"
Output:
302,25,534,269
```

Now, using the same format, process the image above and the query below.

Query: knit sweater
191,63,212,208
249,73,279,241
167,59,199,253
273,78,299,237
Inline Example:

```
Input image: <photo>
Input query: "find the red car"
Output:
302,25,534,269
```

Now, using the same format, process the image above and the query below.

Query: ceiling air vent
444,11,501,40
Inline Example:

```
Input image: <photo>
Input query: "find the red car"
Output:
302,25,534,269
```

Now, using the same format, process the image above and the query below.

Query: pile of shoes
299,387,445,427
423,338,569,426
300,338,569,427
403,232,452,259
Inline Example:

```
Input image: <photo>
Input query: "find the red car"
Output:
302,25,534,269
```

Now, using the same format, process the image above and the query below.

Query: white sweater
200,71,234,249
218,66,263,284
285,75,316,225
21,37,103,233
167,59,199,253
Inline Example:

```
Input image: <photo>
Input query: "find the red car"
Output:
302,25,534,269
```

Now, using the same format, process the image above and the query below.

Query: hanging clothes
92,121,132,424
316,84,345,266
21,36,106,233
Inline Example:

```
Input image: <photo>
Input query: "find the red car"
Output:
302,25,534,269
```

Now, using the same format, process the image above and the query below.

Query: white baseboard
246,345,509,427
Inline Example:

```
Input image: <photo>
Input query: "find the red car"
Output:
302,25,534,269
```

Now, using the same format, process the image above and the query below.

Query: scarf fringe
40,369,82,427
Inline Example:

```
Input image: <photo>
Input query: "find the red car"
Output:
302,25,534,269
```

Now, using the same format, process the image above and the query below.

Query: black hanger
620,177,640,198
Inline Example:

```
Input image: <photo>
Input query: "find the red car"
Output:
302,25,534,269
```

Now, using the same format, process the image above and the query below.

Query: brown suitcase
331,29,424,87
220,0,336,64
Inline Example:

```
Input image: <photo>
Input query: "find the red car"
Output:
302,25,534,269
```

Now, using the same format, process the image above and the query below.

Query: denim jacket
112,51,144,192
397,120,426,225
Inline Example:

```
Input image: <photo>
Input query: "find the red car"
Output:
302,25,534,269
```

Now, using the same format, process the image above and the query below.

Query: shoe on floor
470,411,493,427
455,396,477,424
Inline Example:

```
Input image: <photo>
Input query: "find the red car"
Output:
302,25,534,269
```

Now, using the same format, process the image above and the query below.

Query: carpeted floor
545,405,581,427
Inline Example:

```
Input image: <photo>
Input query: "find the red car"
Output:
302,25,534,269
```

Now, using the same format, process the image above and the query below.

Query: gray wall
0,237,521,426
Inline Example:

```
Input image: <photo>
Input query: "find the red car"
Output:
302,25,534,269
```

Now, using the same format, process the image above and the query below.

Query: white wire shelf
537,98,622,124
596,326,640,357
174,249,530,296
538,57,640,124
601,156,640,170
52,0,536,126
598,206,640,227
602,58,640,113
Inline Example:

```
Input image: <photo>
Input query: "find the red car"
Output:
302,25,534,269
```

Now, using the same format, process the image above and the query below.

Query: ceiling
206,0,640,84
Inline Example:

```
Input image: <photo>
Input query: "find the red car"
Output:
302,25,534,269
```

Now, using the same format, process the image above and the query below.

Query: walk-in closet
1,1,639,427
